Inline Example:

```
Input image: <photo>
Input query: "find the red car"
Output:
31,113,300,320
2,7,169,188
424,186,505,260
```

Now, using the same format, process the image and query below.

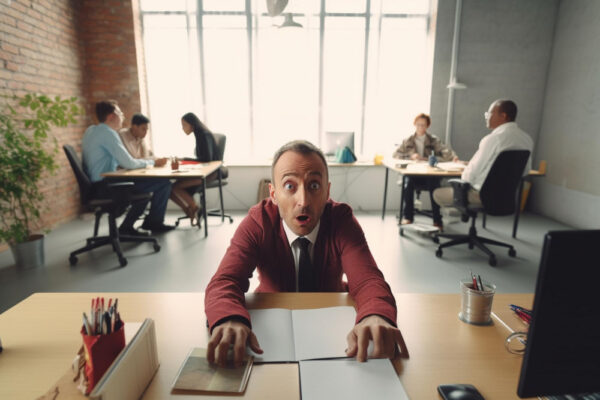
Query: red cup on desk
171,157,179,170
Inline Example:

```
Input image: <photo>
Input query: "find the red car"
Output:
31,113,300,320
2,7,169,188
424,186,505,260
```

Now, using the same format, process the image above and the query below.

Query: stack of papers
436,161,466,171
300,359,410,400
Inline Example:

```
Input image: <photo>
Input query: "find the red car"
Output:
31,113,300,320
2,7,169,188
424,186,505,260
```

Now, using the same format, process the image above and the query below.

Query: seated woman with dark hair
170,112,218,226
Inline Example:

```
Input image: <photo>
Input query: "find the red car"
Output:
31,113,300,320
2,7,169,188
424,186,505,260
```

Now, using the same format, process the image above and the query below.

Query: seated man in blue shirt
82,100,175,234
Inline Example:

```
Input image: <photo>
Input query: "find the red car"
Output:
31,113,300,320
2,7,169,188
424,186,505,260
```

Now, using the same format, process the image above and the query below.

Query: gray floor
0,210,571,313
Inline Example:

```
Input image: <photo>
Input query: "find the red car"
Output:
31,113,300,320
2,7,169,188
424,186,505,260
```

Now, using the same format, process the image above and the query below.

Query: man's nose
296,186,309,207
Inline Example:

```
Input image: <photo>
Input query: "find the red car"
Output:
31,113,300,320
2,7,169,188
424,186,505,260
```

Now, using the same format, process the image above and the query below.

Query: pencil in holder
80,325,125,394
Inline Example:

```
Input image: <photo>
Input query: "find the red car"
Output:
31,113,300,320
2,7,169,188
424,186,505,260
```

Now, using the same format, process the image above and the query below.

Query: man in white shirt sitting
433,99,534,208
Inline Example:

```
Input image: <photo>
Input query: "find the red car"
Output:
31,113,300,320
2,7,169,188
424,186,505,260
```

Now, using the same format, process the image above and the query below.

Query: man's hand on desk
345,315,409,362
154,157,168,167
410,153,425,161
207,320,263,367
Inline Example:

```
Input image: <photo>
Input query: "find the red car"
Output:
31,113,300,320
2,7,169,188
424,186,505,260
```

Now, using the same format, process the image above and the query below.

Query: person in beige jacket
392,113,458,229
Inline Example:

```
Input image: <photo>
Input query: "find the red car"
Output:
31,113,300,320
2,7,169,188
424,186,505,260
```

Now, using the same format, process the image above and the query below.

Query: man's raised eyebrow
280,170,323,180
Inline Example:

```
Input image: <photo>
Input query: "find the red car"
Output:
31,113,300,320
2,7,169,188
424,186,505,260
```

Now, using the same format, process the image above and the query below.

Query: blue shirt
82,123,154,182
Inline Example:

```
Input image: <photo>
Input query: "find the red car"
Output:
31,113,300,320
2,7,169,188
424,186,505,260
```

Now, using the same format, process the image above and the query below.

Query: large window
140,0,433,161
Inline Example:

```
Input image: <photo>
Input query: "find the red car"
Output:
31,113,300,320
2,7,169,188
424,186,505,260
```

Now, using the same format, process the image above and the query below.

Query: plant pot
10,234,45,269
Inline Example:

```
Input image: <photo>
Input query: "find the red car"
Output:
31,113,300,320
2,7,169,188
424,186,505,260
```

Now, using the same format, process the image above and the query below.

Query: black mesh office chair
205,133,233,223
435,150,530,266
63,145,160,267
176,133,233,227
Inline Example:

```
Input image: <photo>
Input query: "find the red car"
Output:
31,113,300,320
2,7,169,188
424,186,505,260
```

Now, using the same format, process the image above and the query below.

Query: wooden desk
101,161,222,236
381,159,545,238
0,292,534,399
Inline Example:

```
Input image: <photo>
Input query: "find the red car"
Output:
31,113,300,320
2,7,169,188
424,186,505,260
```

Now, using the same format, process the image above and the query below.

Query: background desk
381,159,545,238
0,292,534,399
102,161,222,236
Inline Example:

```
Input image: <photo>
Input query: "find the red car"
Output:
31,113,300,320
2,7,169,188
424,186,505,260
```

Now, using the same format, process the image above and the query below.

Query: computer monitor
517,230,600,398
323,131,354,157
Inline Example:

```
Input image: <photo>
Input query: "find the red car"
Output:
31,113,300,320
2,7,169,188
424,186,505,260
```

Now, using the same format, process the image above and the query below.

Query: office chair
434,150,530,266
176,133,233,227
205,133,233,223
63,145,160,267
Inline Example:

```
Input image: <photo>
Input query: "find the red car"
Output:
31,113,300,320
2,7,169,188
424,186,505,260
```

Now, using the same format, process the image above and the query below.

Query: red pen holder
80,325,125,394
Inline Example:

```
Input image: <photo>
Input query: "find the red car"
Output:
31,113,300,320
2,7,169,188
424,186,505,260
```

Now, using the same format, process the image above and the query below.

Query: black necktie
297,237,314,292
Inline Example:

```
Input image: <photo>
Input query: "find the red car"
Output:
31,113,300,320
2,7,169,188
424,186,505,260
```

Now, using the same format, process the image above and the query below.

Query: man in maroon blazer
205,140,408,366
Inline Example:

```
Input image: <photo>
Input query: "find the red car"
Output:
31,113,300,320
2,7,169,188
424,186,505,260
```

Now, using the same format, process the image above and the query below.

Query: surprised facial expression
270,151,330,237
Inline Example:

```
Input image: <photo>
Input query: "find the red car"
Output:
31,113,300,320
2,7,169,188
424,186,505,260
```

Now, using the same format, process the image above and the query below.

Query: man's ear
269,182,277,205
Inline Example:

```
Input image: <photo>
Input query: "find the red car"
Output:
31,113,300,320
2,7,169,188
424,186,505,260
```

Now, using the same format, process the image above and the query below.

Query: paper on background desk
300,358,410,400
436,161,466,171
248,306,356,362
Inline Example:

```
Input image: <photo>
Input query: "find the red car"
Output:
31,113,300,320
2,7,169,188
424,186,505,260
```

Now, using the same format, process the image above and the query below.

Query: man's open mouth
297,215,309,222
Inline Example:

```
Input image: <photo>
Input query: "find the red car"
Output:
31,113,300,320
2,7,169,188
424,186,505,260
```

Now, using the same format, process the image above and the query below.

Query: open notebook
248,306,356,362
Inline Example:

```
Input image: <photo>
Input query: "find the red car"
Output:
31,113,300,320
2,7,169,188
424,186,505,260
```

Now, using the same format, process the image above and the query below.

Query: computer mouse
438,384,485,400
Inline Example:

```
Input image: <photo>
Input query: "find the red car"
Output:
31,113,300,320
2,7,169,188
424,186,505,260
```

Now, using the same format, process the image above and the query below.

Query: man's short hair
131,113,150,126
95,100,118,122
271,140,329,183
495,99,518,121
413,113,431,127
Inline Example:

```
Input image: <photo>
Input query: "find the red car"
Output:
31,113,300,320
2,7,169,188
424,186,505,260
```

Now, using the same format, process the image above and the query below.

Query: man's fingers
370,326,384,359
345,330,358,357
356,327,371,362
393,329,410,359
248,331,264,354
207,328,223,364
216,329,234,366
232,329,248,367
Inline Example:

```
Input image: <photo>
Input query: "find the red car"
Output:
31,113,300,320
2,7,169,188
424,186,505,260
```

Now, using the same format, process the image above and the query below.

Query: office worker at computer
118,113,168,167
82,100,175,235
168,112,219,226
205,140,408,367
433,99,533,209
392,113,457,229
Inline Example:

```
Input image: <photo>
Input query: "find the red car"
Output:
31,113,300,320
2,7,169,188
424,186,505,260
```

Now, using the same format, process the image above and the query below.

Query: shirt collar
282,219,320,248
122,128,142,143
491,121,517,135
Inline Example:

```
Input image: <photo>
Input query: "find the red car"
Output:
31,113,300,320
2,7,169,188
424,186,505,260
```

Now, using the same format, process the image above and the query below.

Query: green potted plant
0,93,82,268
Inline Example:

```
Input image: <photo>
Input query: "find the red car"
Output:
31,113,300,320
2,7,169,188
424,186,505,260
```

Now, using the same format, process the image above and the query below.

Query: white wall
529,0,600,228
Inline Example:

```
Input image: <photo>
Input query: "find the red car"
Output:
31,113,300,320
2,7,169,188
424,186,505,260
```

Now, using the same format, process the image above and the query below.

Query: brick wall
0,0,144,236
79,0,142,121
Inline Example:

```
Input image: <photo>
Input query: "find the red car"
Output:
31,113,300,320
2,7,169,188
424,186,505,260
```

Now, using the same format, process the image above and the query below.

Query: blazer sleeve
204,213,262,332
432,136,458,161
392,137,413,159
334,206,397,325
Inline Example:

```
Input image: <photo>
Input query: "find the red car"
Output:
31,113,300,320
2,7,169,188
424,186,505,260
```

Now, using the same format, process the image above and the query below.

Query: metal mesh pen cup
459,280,496,325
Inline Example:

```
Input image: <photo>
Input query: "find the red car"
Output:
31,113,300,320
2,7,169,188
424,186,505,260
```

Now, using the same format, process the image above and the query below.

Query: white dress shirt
462,122,534,191
282,220,321,292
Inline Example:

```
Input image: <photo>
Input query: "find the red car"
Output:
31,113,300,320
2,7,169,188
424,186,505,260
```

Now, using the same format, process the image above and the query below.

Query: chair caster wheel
508,248,516,257
69,255,78,266
399,229,404,236
228,218,233,224
433,236,440,244
435,249,443,258
468,243,474,249
489,256,497,267
153,243,161,252
175,220,180,227
119,257,128,267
